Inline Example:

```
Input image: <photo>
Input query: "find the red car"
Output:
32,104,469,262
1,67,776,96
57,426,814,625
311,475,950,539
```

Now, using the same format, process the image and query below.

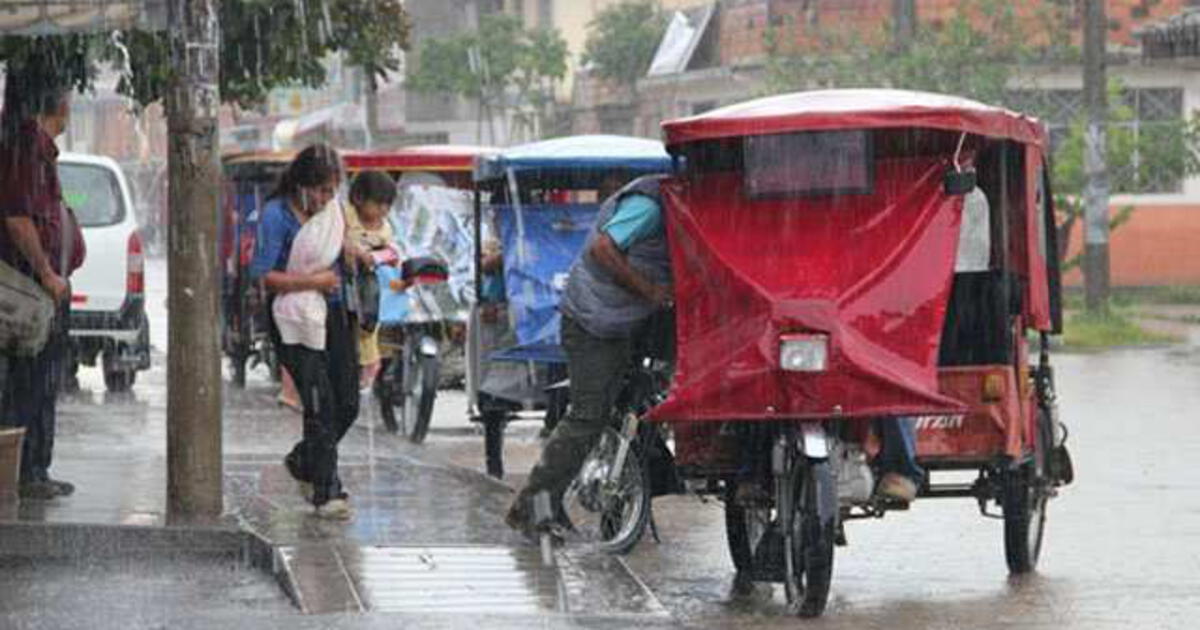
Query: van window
58,163,125,227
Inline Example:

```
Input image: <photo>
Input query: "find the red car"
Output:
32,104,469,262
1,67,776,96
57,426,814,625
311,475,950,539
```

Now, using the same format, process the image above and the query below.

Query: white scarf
272,199,345,350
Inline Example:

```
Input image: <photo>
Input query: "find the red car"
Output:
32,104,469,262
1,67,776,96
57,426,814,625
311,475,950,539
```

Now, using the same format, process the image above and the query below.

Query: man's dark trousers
2,302,68,483
515,315,632,509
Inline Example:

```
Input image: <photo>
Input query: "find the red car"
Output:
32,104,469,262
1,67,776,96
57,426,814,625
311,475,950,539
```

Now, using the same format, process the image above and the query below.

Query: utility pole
1082,0,1111,313
165,0,223,524
892,0,916,52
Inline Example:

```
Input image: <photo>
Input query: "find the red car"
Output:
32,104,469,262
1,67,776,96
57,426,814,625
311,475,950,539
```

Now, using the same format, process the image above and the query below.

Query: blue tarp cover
495,203,599,353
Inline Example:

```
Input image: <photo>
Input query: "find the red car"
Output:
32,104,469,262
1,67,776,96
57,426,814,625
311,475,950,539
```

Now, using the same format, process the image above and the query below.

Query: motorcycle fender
799,423,829,459
812,461,838,526
418,336,439,357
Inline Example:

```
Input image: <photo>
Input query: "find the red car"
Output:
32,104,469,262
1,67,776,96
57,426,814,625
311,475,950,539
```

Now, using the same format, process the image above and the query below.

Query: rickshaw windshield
743,130,873,198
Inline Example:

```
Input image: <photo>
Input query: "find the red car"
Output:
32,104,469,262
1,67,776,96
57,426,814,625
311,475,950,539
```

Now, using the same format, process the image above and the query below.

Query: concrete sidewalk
0,356,664,623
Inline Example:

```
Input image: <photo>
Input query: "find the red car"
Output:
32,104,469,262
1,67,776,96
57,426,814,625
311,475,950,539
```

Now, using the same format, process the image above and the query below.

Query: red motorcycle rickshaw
634,90,1075,617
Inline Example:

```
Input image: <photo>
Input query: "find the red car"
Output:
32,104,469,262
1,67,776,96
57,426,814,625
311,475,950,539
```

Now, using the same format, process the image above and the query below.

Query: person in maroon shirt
0,85,85,500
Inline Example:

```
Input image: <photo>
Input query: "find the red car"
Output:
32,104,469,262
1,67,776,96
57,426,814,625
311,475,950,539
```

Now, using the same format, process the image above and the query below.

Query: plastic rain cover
383,185,476,324
647,157,970,423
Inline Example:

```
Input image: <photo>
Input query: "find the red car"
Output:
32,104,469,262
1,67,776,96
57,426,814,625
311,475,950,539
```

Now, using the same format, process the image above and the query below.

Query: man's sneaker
18,481,60,500
876,472,918,502
47,478,75,497
314,497,354,520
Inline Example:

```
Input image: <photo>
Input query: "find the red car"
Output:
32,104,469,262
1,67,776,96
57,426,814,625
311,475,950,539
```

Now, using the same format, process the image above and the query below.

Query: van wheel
103,367,135,393
102,351,136,393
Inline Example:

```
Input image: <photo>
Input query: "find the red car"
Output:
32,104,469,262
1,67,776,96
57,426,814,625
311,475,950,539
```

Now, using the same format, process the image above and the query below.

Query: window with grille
1005,87,1186,194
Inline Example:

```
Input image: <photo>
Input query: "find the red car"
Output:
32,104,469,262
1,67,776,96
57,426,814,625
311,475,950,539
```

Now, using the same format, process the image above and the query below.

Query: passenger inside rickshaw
939,141,1022,368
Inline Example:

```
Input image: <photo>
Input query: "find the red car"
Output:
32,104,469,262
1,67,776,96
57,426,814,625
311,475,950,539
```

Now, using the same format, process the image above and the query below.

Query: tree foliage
1051,80,1200,269
762,0,1200,268
406,14,567,140
763,0,1066,105
0,0,410,109
582,1,667,96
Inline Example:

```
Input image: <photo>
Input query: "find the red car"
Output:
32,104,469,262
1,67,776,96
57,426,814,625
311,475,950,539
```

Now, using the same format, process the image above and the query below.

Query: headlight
780,333,829,372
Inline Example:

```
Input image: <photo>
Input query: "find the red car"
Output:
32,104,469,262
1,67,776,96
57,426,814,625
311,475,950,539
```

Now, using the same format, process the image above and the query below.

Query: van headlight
780,334,829,372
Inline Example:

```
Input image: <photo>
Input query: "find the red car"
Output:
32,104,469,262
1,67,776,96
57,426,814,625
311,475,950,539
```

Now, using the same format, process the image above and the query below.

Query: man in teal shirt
506,174,672,537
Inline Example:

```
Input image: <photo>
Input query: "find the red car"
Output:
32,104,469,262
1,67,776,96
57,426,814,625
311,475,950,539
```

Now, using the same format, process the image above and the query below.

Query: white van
60,153,151,392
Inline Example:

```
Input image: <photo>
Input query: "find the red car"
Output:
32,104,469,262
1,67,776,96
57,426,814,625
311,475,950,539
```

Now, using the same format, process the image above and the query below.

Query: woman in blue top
249,144,360,520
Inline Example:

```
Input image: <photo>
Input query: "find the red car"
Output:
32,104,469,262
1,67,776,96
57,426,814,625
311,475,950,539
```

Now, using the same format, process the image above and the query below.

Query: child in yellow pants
345,171,404,390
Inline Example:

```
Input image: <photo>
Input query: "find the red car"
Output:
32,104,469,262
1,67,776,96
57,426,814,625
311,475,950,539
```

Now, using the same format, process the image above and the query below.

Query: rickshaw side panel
916,365,1025,463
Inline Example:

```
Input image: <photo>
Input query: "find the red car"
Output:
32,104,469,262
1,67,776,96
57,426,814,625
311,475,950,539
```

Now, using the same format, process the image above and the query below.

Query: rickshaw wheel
782,458,835,618
1002,410,1051,574
374,358,401,435
724,481,773,574
401,352,439,445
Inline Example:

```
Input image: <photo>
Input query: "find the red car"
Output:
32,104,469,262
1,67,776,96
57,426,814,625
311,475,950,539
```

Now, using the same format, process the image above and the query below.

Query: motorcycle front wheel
562,428,651,555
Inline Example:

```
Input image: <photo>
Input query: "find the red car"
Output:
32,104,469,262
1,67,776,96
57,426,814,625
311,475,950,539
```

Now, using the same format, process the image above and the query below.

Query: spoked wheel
1002,409,1052,573
724,480,773,575
780,456,836,618
561,428,651,555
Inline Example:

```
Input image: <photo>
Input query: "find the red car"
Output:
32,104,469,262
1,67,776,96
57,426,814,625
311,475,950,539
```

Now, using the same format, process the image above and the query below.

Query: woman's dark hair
349,170,397,207
268,143,342,201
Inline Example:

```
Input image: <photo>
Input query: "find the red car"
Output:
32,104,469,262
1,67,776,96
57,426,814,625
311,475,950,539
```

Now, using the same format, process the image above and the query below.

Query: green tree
763,0,1056,103
1052,80,1200,269
761,0,1200,271
0,0,410,109
581,1,668,98
407,14,567,142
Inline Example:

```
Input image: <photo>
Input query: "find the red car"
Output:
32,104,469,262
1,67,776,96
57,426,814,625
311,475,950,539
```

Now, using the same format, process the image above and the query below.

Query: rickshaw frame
219,145,493,388
645,89,1073,617
467,135,674,479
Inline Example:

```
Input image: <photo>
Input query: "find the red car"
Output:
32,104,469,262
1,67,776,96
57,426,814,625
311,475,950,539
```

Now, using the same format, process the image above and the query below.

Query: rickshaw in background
469,135,673,478
221,151,293,387
578,90,1074,617
346,146,495,443
219,146,493,443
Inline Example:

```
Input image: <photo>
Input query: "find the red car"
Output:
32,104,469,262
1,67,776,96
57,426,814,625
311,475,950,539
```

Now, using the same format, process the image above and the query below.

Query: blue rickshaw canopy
474,134,673,187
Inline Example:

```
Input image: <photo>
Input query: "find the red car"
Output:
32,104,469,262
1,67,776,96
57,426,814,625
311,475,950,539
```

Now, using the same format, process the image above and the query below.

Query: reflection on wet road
26,258,1200,627
626,341,1200,629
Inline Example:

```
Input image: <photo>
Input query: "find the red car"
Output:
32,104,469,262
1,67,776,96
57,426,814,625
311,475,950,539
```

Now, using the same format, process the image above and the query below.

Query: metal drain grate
352,546,560,614
277,544,668,617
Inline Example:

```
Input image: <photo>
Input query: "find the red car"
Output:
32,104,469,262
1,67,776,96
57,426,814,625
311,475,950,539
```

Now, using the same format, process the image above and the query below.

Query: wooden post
1082,0,1111,313
165,0,223,524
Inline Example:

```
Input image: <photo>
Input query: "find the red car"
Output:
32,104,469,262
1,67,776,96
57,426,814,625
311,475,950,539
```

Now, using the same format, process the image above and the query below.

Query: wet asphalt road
24,257,1200,628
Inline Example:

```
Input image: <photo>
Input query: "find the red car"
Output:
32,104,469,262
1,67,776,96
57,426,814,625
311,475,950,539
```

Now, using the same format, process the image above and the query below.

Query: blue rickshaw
469,135,673,478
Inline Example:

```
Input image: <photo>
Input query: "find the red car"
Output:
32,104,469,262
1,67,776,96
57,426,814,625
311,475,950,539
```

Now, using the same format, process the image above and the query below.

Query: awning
646,4,716,77
0,0,166,35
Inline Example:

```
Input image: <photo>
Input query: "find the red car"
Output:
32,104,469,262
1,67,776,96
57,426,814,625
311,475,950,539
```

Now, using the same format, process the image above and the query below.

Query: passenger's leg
877,417,924,501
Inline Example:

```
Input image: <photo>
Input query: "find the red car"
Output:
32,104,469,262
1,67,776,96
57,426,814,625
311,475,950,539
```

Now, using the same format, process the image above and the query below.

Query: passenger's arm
264,269,339,294
588,233,670,307
4,216,67,302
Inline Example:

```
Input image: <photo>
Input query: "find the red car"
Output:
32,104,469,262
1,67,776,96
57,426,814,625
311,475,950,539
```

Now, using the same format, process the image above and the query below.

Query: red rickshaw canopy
342,145,496,173
662,89,1047,148
649,89,1053,424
